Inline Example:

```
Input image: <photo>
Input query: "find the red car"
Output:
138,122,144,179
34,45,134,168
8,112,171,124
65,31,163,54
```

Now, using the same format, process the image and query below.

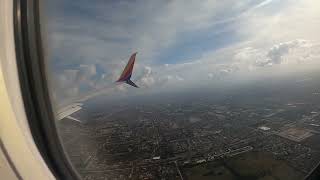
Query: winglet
116,52,139,88
126,79,139,88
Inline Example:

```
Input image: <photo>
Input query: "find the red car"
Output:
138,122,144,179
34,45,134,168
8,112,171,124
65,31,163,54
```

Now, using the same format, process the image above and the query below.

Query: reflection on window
44,0,320,179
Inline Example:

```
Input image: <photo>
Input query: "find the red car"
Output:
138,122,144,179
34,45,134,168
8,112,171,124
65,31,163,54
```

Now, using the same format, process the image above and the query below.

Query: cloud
265,40,309,65
50,37,320,104
137,66,155,88
79,64,96,77
50,63,107,103
233,39,318,68
45,0,320,103
47,0,278,66
175,75,184,81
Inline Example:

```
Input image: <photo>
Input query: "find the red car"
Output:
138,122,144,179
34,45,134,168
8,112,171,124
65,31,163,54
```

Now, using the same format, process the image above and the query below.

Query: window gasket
13,0,81,179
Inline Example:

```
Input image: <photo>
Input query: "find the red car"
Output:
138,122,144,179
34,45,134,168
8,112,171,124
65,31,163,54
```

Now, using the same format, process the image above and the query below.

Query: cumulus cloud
137,66,155,88
79,64,96,77
233,39,318,69
51,63,106,103
265,40,309,65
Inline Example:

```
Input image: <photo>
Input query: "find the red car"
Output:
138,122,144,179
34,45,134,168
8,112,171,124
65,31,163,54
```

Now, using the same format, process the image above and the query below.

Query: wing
117,52,137,82
126,79,139,88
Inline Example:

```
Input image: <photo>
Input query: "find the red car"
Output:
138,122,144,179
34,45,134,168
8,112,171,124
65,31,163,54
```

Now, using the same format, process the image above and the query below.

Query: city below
58,80,320,180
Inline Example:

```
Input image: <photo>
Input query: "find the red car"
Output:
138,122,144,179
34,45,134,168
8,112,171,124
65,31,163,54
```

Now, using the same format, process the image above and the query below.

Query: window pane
43,0,320,179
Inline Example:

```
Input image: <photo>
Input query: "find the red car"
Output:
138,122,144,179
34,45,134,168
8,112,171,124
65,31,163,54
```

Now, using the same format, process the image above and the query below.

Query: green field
183,152,305,180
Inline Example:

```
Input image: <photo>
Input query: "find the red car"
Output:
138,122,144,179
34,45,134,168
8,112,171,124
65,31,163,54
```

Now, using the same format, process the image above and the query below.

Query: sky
43,0,320,105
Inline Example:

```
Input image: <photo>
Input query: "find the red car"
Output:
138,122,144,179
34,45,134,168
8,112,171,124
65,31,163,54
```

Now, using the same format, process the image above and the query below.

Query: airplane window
40,0,320,179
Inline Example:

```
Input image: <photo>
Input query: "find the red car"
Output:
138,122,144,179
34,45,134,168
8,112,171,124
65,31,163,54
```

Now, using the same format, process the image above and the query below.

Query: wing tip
132,52,138,58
